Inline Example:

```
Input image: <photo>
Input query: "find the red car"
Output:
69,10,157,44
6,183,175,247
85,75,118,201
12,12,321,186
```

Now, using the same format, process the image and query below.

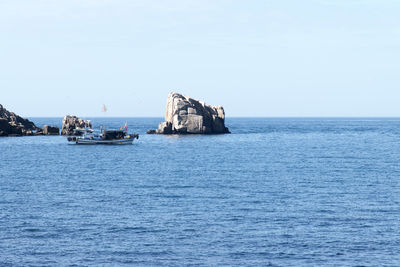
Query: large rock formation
0,104,38,136
61,115,92,135
151,92,230,134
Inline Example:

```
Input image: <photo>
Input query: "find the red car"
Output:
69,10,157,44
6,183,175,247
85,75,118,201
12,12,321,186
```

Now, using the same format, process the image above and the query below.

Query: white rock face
155,92,230,134
61,115,92,135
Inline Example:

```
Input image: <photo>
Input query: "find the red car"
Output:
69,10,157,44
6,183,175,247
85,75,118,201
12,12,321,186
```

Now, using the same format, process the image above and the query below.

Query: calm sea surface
1,118,400,266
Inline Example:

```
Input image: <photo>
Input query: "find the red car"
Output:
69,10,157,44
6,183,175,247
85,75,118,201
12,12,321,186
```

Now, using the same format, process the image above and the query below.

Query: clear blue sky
0,0,399,117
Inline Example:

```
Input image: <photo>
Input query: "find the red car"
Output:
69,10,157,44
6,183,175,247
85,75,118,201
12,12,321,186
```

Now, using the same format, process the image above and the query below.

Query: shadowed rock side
0,104,38,136
43,125,60,135
148,92,230,134
61,115,92,135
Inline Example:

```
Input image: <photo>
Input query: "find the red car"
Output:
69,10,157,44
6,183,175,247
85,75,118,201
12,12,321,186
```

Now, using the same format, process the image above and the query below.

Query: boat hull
75,138,135,145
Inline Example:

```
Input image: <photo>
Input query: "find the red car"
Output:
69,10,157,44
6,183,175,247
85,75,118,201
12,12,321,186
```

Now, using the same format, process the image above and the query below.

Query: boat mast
101,104,107,132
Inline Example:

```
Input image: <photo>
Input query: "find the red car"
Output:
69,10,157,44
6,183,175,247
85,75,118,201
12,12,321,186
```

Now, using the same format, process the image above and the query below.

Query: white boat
67,126,139,145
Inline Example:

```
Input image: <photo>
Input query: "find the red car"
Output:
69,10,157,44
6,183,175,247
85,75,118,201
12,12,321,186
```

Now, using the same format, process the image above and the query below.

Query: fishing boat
67,123,139,145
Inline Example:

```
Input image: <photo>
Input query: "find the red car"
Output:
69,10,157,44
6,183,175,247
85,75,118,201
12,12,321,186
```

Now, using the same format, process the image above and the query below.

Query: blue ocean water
1,118,400,266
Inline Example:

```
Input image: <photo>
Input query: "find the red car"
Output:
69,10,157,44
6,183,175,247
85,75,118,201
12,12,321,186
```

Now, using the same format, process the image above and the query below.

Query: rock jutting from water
0,104,39,136
43,125,60,135
61,115,92,135
148,92,230,134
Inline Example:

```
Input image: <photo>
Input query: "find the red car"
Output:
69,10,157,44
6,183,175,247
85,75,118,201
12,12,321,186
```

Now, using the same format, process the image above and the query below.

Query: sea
1,118,400,266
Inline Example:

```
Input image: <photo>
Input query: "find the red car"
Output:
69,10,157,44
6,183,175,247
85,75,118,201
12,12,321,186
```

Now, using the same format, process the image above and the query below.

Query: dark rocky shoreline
0,104,60,137
0,105,96,137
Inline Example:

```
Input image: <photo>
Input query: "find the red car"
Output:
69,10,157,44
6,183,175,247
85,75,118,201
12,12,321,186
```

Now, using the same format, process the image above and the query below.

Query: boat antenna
101,104,107,133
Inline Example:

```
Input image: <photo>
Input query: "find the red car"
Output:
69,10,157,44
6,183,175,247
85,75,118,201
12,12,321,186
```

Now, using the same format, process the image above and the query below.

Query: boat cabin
102,130,126,140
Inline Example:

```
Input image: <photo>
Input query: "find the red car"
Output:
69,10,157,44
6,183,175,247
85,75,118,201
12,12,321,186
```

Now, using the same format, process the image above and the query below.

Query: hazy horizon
25,116,400,119
1,0,399,117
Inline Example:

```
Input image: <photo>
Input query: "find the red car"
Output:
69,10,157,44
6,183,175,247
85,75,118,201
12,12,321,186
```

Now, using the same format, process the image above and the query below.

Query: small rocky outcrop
43,125,60,135
149,92,230,134
61,115,92,135
146,129,157,134
0,104,38,136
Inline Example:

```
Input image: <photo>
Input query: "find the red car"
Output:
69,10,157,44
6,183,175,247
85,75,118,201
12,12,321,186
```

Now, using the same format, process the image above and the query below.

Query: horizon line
26,116,400,119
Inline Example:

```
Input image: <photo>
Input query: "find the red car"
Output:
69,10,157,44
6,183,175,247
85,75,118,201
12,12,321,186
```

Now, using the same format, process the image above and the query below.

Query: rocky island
0,104,59,136
61,115,92,135
148,92,230,134
0,104,39,136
